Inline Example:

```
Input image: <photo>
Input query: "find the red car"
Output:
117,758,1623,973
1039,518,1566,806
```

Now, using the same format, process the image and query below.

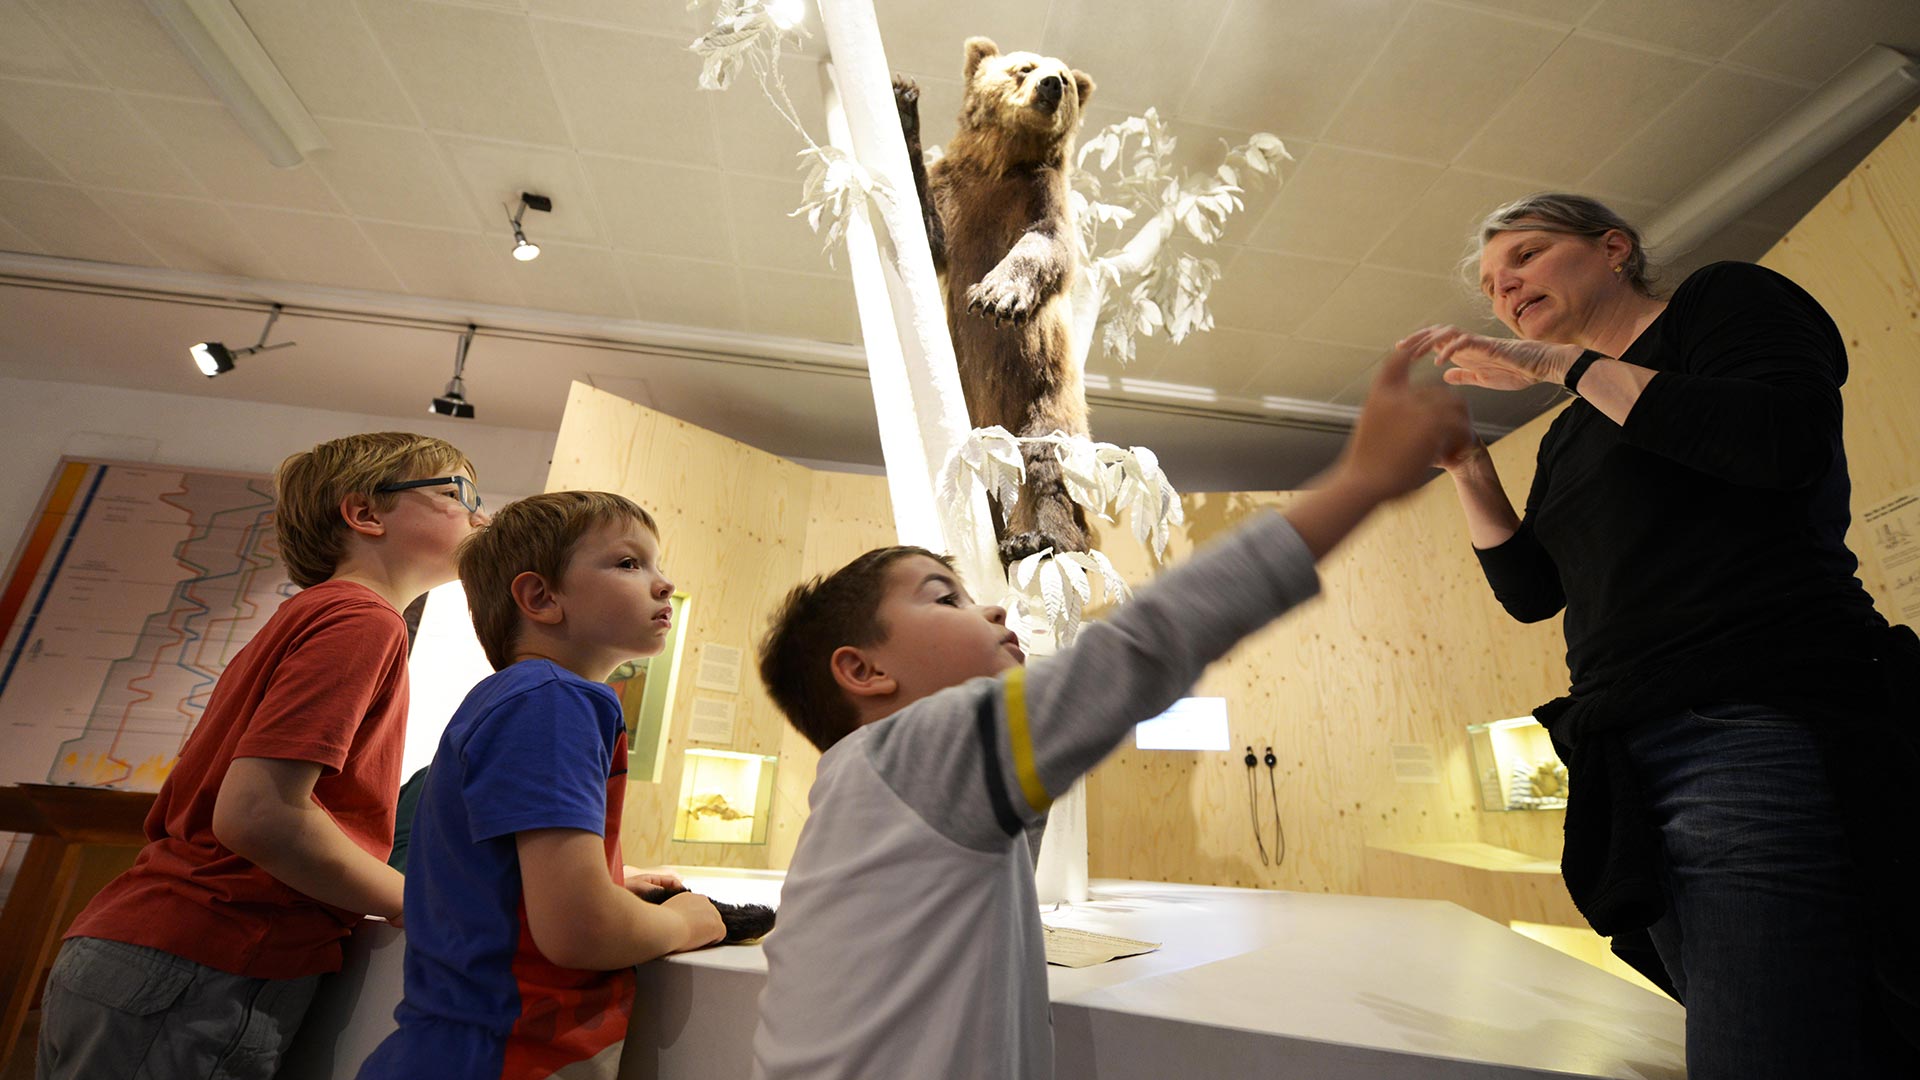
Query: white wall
0,375,557,559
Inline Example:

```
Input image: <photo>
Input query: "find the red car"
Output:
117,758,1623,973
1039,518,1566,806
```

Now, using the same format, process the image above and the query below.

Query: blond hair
1463,191,1662,299
274,432,474,588
458,491,659,671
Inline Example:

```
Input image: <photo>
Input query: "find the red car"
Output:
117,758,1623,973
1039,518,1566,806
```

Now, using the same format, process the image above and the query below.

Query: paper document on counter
1042,924,1161,968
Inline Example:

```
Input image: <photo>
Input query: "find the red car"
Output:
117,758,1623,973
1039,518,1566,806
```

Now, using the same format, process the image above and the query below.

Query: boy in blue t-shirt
360,491,724,1080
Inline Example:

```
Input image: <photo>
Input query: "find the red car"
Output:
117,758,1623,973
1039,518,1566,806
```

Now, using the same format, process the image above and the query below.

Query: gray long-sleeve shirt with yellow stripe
752,511,1320,1080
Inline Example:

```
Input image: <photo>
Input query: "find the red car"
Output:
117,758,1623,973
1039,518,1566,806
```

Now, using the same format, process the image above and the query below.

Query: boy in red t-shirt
37,432,485,1080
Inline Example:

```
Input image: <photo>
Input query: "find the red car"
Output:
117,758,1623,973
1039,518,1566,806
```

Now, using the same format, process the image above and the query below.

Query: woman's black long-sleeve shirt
1476,260,1884,701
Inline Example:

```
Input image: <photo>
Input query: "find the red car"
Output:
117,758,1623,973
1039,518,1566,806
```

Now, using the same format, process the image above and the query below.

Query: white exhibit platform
282,869,1685,1080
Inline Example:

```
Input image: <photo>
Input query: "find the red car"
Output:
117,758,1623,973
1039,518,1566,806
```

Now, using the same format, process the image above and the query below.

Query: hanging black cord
1243,746,1269,866
1264,747,1285,869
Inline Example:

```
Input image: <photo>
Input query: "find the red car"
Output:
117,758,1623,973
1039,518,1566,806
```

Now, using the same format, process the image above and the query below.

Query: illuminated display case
1467,716,1568,812
673,748,778,845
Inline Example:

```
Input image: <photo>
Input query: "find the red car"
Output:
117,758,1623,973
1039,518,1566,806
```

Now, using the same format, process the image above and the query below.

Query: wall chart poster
0,458,293,795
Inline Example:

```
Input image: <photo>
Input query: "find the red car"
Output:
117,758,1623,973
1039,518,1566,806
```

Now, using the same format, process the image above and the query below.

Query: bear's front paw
966,269,1040,326
892,75,920,136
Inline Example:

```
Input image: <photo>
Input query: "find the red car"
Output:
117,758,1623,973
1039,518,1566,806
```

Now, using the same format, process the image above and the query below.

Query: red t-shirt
67,579,411,978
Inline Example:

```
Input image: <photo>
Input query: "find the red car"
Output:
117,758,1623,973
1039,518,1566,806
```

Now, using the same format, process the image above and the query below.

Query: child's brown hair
274,433,474,589
758,545,952,752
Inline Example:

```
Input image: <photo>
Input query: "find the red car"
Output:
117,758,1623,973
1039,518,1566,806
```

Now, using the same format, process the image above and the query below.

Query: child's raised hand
663,890,727,950
1337,339,1474,502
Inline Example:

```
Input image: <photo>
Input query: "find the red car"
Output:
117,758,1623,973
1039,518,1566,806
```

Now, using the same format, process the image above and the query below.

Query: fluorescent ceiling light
142,0,327,168
1646,44,1920,257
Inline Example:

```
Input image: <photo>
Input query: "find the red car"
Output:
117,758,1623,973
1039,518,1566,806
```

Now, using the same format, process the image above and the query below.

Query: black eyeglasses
377,475,483,514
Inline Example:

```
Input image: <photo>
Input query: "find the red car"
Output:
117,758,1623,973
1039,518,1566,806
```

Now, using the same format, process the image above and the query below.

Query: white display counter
283,869,1685,1080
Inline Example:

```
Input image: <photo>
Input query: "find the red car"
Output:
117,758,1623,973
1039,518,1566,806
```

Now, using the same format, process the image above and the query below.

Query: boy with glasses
40,432,484,1080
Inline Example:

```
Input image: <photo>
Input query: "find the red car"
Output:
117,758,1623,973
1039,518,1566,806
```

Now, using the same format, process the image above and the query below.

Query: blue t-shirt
359,660,632,1080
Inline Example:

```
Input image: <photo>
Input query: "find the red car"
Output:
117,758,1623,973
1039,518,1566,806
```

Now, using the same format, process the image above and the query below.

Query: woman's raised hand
1400,325,1582,392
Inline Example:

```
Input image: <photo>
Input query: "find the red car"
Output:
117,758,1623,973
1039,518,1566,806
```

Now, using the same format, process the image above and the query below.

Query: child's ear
511,571,564,626
339,493,386,539
828,645,896,700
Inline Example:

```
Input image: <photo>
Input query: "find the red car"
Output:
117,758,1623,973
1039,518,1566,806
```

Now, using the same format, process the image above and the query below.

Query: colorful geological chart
0,458,294,793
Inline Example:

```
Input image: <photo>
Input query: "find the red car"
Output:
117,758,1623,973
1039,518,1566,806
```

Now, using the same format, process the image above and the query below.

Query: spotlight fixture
505,192,552,262
431,324,478,419
191,303,294,377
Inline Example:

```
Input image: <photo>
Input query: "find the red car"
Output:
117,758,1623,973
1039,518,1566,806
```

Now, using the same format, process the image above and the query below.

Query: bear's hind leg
1000,441,1091,563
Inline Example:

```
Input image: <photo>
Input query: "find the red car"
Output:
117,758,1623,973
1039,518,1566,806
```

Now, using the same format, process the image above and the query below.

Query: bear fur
896,38,1096,563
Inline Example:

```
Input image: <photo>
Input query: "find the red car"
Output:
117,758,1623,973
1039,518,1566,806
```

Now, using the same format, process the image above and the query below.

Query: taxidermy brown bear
895,37,1096,563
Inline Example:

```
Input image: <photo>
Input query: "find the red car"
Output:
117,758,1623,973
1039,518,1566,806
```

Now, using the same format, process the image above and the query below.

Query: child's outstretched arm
865,341,1472,852
518,829,725,969
214,757,406,923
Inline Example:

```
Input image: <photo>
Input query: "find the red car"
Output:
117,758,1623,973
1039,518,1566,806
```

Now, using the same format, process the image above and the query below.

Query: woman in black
1401,192,1915,1080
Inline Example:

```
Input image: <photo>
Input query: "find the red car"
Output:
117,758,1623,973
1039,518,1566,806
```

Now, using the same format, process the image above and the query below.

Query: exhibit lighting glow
511,231,540,261
1488,716,1541,732
505,192,552,263
766,0,805,31
1119,377,1217,403
685,748,772,763
190,340,233,376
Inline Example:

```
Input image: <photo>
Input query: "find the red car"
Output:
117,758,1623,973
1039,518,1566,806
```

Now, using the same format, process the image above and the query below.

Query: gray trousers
37,937,320,1080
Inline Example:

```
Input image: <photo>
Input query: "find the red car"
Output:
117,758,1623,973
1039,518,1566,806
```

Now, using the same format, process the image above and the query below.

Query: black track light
506,192,552,262
432,325,478,419
191,304,294,378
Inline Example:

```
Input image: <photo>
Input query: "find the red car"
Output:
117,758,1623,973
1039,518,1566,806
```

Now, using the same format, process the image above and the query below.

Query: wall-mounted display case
1467,716,1567,812
673,748,778,845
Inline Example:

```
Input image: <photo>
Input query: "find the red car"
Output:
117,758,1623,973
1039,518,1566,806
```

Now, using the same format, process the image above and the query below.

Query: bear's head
959,36,1094,146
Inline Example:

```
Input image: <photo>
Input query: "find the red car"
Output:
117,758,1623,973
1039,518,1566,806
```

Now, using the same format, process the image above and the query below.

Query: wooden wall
544,382,892,870
1086,105,1920,899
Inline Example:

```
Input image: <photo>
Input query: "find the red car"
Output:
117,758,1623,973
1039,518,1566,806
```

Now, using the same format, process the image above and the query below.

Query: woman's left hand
1400,325,1581,392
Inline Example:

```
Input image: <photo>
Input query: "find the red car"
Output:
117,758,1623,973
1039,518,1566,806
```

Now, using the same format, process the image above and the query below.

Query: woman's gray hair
1462,192,1662,298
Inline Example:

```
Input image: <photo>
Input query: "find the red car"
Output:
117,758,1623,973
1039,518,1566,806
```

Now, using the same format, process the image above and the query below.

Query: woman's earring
1612,264,1623,274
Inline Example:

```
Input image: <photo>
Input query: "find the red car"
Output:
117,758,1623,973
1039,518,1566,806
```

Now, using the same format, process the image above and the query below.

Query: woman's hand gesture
1400,325,1581,392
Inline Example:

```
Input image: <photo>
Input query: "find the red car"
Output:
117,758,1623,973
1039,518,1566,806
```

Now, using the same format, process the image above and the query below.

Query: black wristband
1563,349,1608,394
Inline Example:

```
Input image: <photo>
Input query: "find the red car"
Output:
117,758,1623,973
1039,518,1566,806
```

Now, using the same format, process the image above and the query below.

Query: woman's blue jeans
1624,702,1897,1079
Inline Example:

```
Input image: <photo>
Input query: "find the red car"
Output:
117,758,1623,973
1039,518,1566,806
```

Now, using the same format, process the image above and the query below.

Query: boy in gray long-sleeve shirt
750,344,1472,1080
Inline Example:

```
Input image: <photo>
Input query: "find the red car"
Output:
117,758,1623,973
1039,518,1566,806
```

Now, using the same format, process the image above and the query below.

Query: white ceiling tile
580,155,728,260
527,0,704,35
1295,264,1469,351
0,0,92,81
0,179,157,263
0,114,63,181
1321,4,1566,162
504,240,637,319
230,0,419,125
222,207,403,291
356,1,569,144
877,1,1054,79
533,20,718,165
724,172,837,274
1180,0,1412,140
740,268,859,344
89,191,282,277
618,252,744,331
1040,0,1234,116
1204,248,1353,336
1239,338,1385,401
1581,0,1789,58
310,120,477,228
0,212,39,252
1452,0,1593,21
126,98,344,212
1141,327,1290,394
1365,169,1548,275
360,221,529,307
27,0,216,98
0,81,203,195
708,51,829,178
1582,68,1806,203
1458,36,1709,186
438,135,603,243
1246,144,1442,261
1724,0,1920,85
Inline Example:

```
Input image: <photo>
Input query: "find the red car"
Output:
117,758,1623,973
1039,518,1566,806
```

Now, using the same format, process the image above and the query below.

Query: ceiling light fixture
191,303,294,377
142,0,328,168
766,0,807,31
431,324,478,419
506,192,552,262
1646,44,1920,257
